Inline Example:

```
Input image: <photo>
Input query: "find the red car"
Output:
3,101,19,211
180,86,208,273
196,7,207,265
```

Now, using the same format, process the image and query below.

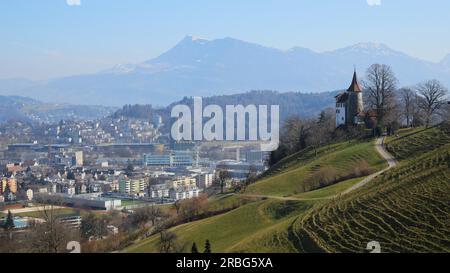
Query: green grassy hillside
293,124,450,253
245,140,386,197
124,199,317,253
123,138,385,253
123,125,449,253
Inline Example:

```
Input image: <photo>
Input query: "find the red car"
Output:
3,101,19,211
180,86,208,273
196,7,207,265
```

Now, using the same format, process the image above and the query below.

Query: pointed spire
347,69,363,92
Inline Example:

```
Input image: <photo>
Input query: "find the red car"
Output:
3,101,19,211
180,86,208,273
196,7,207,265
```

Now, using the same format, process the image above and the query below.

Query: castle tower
346,70,364,125
335,70,364,127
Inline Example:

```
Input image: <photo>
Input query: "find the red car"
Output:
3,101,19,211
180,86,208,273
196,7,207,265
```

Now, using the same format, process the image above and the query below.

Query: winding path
340,137,397,195
239,137,398,201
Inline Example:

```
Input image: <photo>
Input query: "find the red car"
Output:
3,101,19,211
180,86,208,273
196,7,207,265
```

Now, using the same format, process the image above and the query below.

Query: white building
149,184,170,199
65,186,76,195
26,189,33,201
143,151,194,167
41,193,122,210
169,186,200,201
74,151,84,166
58,214,82,229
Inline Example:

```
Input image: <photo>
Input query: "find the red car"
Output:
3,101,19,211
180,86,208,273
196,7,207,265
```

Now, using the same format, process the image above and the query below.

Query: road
340,137,397,195
239,137,398,201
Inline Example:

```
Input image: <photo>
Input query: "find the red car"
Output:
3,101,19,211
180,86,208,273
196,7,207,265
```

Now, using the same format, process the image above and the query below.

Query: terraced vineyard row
386,124,450,160
292,124,450,253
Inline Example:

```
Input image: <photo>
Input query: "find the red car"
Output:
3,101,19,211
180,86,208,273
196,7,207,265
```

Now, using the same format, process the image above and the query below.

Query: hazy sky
1,0,449,80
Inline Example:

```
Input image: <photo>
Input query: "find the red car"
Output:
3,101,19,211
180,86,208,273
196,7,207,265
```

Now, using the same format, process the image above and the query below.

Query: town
0,108,268,251
1,0,449,258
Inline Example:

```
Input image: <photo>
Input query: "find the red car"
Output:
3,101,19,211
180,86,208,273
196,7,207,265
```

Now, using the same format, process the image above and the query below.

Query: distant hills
1,36,449,106
0,90,336,125
0,96,116,124
113,90,339,130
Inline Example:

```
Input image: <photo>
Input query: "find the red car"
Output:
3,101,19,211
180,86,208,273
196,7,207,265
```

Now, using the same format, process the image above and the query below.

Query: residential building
196,173,214,189
119,178,145,195
149,184,170,199
74,151,84,166
166,176,197,189
1,177,17,194
169,185,200,201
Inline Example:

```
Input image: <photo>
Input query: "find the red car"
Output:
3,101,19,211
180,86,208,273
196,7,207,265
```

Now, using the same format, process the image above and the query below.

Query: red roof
347,71,363,92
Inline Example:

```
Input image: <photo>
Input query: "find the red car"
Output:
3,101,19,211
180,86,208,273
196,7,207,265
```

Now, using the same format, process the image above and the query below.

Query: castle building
335,71,364,127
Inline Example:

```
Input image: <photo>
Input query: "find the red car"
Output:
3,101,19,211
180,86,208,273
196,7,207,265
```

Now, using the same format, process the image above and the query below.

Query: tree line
269,63,449,166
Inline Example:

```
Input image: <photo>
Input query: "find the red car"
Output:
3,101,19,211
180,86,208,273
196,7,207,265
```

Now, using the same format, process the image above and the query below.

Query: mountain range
1,36,449,106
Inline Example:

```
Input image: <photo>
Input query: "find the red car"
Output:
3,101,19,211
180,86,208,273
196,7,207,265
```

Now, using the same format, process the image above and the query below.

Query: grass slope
123,199,316,253
124,138,388,253
245,139,387,197
293,124,450,253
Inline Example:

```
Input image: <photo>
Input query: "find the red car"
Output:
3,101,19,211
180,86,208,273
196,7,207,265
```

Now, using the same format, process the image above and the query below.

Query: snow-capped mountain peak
3,36,449,106
330,42,406,58
440,53,450,68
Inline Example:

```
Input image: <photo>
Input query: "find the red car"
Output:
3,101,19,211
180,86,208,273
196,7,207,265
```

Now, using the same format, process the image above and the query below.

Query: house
149,184,170,199
26,189,33,201
169,185,200,201
335,70,365,127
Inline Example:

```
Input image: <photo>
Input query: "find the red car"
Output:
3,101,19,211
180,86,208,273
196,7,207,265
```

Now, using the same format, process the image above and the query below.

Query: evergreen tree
4,210,15,230
125,163,134,177
191,242,198,253
204,239,211,253
67,171,75,180
3,184,12,202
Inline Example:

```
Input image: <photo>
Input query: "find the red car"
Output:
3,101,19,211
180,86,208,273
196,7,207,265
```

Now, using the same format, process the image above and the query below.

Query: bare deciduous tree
130,205,165,228
173,200,182,215
399,88,417,127
217,170,230,194
281,116,311,152
363,64,398,126
158,230,177,253
416,80,449,127
26,204,79,253
148,205,164,226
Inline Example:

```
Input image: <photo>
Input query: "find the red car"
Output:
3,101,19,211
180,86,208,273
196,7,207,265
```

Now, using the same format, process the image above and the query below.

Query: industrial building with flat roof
37,193,122,210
